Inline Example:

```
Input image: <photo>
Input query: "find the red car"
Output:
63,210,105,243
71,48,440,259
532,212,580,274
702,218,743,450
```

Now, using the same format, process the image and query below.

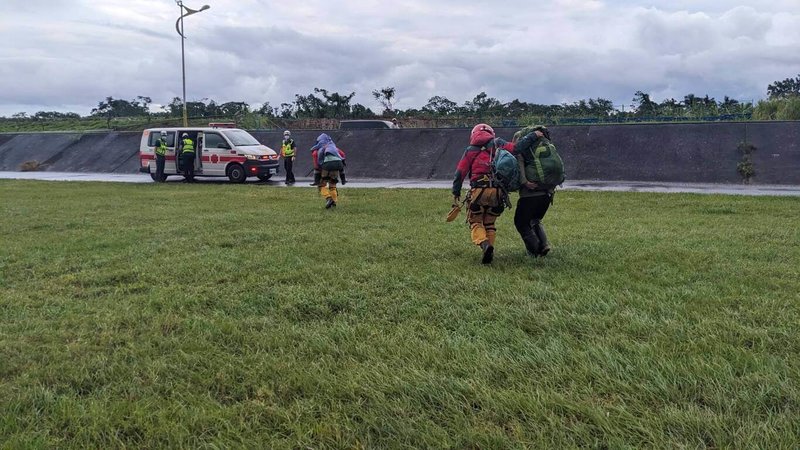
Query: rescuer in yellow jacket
180,133,196,182
154,130,168,182
281,130,297,184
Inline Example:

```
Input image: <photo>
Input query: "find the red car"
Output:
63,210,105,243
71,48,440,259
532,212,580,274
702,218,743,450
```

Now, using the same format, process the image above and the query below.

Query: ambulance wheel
150,172,166,182
227,163,247,183
257,174,272,182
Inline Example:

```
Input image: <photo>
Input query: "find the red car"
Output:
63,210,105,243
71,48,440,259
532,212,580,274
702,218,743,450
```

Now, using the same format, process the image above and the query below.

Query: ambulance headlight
244,154,257,160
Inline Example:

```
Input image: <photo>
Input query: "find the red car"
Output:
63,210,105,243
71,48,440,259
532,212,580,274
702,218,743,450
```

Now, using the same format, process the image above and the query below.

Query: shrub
753,97,800,120
19,160,42,171
736,141,757,184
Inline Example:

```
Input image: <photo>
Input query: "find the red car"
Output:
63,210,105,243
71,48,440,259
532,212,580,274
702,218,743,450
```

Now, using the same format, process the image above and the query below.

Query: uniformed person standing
281,130,297,184
180,132,196,182
154,130,168,182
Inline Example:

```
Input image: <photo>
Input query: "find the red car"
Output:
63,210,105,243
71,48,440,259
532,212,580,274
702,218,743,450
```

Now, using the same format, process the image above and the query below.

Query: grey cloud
2,1,800,116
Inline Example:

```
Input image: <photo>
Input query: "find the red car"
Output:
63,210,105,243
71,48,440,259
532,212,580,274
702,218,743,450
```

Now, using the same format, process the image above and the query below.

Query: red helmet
471,123,494,137
470,123,495,146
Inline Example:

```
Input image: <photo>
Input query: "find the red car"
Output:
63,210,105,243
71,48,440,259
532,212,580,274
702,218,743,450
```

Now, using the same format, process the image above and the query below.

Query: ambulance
138,126,280,182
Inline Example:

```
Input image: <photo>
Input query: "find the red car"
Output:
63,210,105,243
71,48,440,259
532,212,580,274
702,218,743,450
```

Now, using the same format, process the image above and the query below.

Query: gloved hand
452,195,461,207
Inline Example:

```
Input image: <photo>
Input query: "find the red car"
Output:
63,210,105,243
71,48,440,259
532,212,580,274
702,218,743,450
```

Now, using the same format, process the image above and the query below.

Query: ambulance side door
165,131,178,174
202,131,230,176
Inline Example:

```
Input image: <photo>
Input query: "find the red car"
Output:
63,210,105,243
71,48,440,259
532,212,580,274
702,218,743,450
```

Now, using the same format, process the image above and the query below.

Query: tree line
5,73,800,124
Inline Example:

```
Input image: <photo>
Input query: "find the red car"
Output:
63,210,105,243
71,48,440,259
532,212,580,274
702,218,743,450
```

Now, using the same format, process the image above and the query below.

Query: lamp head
182,4,210,14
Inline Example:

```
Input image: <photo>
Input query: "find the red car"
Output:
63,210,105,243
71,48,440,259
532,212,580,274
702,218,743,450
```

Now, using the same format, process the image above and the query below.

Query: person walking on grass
310,145,322,187
311,144,347,188
281,130,297,184
510,125,564,257
154,131,168,182
315,133,345,209
452,123,507,264
180,132,196,183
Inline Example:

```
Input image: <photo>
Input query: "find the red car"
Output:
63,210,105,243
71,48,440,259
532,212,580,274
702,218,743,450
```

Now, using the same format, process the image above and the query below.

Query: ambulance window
148,131,175,147
204,132,229,149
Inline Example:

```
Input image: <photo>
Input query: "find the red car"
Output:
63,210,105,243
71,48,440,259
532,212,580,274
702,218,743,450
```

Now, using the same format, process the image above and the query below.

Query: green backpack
521,138,565,188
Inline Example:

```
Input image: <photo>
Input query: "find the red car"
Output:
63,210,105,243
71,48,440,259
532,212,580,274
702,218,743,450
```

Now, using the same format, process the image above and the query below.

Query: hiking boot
325,198,335,209
480,240,494,264
533,222,551,256
521,231,541,257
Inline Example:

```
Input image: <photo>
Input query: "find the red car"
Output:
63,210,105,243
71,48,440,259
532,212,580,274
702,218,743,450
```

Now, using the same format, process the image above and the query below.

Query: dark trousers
284,157,295,183
181,152,195,181
514,194,551,237
155,155,165,181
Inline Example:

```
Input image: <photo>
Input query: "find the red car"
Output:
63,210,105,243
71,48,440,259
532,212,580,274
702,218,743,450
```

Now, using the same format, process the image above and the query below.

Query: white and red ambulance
139,126,280,182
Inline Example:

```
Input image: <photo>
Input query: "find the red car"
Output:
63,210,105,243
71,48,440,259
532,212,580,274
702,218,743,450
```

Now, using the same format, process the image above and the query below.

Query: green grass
1,180,799,448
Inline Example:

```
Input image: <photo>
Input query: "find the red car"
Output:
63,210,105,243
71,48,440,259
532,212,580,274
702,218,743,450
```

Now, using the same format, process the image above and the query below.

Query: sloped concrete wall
0,132,141,174
1,122,799,184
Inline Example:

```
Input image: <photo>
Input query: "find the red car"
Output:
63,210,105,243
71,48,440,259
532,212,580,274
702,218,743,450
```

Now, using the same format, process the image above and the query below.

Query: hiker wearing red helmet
452,123,506,264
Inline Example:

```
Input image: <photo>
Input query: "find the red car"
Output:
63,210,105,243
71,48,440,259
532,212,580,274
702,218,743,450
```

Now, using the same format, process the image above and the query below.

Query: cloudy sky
2,0,800,116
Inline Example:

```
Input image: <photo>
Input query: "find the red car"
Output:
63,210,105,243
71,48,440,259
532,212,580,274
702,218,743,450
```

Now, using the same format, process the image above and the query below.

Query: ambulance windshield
223,130,261,146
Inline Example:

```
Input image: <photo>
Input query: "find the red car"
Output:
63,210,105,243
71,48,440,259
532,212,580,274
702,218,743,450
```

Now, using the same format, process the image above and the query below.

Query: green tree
351,103,377,119
33,111,80,120
91,96,151,128
372,87,396,115
633,91,658,117
278,103,294,119
294,90,327,118
464,92,503,117
256,102,276,117
218,101,249,117
422,96,458,116
294,88,356,118
767,74,800,99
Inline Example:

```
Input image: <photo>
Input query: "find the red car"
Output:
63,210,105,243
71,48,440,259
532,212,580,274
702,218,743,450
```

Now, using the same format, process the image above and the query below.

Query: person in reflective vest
154,131,168,182
180,133,196,182
281,130,297,184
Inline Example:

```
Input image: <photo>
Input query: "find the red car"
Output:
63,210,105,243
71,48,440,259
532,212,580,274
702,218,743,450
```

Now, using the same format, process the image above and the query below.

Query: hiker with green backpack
510,125,565,257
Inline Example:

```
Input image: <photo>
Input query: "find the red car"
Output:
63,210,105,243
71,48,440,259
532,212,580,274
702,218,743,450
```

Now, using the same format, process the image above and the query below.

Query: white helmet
160,130,167,136
283,130,291,137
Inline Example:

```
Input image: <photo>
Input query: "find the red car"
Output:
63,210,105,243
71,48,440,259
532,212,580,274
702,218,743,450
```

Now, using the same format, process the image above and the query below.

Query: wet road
2,171,800,196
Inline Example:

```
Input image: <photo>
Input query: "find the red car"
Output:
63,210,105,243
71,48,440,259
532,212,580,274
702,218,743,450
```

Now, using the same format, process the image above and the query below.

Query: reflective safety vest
155,138,168,156
281,139,295,157
181,138,195,153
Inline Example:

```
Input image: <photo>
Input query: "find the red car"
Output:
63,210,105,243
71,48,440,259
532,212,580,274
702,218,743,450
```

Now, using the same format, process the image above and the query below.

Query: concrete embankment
1,122,798,184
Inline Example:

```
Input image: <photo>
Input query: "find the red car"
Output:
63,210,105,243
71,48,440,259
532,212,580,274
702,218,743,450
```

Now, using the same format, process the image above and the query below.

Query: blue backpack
491,147,521,192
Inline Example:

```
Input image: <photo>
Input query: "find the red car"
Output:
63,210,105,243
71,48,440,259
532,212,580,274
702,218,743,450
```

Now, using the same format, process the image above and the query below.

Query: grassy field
1,180,798,448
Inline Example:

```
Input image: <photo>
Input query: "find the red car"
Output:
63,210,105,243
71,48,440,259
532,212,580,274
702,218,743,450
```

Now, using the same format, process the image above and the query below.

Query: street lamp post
175,1,210,127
